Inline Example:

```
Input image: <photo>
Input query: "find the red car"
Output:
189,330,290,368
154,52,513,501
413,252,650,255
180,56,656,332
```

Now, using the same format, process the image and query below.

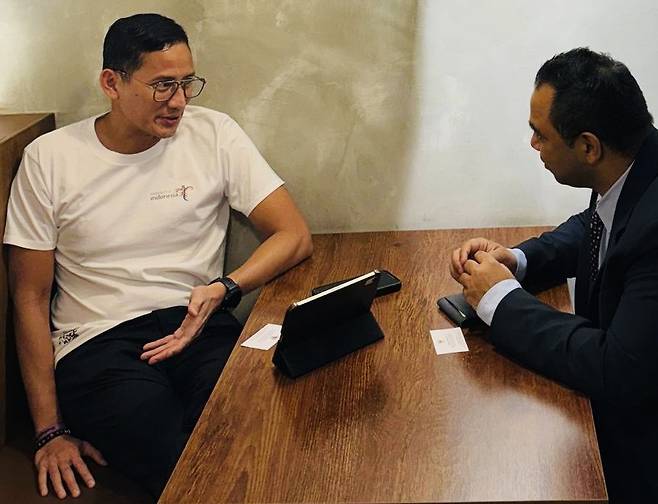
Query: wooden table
160,228,607,504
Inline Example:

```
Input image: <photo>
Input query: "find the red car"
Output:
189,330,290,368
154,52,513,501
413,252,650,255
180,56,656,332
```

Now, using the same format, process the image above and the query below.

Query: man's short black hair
102,13,189,75
535,47,653,155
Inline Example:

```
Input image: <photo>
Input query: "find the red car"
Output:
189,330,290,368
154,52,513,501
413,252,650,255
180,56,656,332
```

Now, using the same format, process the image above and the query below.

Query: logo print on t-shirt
176,185,194,201
149,184,195,202
58,328,79,346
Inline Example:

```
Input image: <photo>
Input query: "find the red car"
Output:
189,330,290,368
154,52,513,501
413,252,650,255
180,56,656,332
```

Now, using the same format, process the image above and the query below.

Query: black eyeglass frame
114,69,207,102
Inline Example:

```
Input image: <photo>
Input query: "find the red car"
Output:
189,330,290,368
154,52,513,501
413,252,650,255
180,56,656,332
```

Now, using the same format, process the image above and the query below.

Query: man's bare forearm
8,247,58,433
13,298,61,433
228,228,313,293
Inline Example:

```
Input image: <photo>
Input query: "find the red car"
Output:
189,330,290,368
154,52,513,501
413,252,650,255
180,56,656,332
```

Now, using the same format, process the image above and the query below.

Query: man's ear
99,69,122,100
575,132,602,165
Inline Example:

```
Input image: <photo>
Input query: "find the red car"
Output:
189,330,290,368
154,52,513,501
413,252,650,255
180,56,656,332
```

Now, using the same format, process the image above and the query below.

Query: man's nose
530,132,540,152
167,85,187,108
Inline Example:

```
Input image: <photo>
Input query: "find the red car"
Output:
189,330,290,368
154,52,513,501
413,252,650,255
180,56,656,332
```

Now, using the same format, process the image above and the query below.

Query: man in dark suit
450,48,657,502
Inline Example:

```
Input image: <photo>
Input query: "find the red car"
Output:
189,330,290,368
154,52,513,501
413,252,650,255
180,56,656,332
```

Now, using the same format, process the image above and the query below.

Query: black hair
535,47,653,155
102,13,189,75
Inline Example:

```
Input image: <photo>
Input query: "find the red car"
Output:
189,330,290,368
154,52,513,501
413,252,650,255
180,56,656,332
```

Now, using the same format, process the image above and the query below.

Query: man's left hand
140,283,226,364
457,251,514,307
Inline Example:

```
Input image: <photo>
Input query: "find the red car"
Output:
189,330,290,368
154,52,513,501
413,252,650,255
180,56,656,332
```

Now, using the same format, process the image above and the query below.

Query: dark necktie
589,209,604,281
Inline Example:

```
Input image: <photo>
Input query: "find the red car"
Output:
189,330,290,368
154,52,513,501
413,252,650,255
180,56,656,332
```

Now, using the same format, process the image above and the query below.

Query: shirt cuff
510,248,527,281
476,278,522,326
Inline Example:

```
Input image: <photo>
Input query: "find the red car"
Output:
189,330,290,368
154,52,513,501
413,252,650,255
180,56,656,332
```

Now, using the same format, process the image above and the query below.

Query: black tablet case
273,272,384,378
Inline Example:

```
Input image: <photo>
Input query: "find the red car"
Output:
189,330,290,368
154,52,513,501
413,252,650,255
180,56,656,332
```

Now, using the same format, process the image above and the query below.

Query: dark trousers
55,306,241,499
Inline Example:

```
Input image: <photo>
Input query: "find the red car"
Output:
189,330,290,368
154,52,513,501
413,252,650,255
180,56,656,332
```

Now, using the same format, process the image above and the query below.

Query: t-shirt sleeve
3,149,57,250
220,117,284,216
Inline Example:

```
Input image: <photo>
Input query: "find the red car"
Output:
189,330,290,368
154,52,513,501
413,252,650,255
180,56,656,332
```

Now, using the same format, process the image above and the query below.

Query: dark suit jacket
490,127,658,502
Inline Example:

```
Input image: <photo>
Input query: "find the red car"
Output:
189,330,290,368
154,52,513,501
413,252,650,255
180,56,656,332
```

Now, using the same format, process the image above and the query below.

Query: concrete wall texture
2,0,658,235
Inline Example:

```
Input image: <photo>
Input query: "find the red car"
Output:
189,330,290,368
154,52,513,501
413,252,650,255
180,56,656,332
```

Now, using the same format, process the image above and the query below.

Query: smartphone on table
311,269,402,297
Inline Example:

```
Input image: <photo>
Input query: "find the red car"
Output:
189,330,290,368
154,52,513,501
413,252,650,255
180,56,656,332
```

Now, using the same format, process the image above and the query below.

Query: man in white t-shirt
4,13,312,500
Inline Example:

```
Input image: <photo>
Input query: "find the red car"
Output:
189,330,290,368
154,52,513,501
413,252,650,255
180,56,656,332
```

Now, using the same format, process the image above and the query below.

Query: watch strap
210,276,242,309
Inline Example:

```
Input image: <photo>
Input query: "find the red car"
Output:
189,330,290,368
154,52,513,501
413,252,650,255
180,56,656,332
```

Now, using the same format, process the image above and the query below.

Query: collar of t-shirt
595,161,634,266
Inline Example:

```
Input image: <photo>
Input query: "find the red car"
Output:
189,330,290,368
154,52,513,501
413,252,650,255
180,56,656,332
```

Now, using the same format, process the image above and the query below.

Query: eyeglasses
115,70,206,102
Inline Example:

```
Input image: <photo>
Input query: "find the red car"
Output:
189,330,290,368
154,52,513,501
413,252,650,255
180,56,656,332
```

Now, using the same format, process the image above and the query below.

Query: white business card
430,327,469,355
241,323,282,350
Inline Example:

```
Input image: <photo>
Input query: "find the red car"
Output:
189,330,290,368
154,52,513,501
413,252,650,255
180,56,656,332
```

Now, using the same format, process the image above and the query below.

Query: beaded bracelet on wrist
34,422,66,442
34,427,71,452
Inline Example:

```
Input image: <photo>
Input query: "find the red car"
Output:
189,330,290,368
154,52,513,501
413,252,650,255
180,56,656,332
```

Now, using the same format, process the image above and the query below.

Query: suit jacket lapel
607,127,658,250
578,127,658,319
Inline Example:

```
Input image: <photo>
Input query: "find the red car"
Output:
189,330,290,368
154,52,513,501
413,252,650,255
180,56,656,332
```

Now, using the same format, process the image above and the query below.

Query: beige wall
0,0,418,234
1,0,419,319
3,0,658,238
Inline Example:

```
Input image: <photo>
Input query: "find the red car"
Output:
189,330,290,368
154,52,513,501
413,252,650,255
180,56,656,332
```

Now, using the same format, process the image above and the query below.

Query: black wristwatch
210,276,242,309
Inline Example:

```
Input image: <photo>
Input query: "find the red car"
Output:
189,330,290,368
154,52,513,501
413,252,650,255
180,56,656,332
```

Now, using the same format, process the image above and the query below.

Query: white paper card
430,328,469,355
241,323,282,350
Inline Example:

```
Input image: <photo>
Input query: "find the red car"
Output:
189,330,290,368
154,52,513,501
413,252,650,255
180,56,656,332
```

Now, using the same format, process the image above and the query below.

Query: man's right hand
450,237,518,280
34,435,107,498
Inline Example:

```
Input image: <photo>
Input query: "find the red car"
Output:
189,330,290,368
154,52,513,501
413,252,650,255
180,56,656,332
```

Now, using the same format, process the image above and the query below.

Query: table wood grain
160,228,607,504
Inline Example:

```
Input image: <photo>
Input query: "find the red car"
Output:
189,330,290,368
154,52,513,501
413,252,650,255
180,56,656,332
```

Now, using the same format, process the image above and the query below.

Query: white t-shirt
4,105,283,364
